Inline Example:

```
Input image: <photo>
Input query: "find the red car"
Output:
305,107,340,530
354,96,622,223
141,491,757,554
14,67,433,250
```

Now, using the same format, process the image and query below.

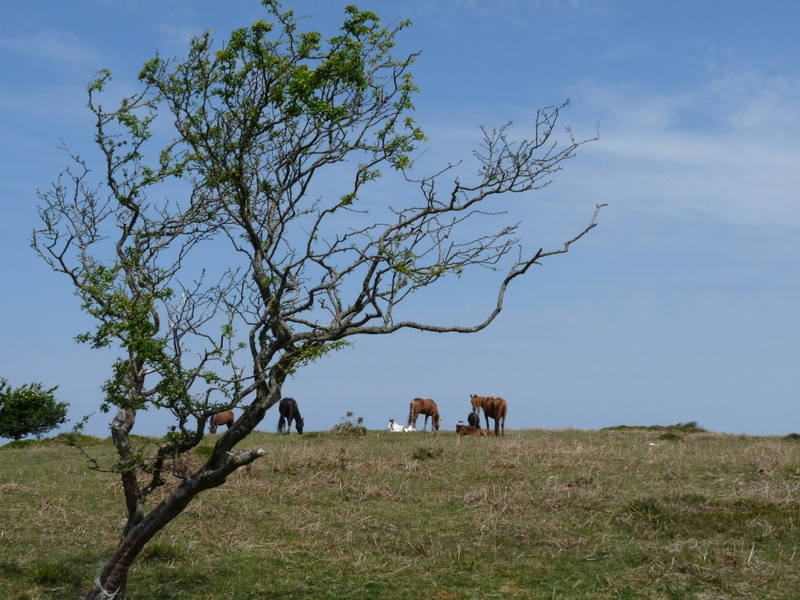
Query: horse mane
471,395,506,410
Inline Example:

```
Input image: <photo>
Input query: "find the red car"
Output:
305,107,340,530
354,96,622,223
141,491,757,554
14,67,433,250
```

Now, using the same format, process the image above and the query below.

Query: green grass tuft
31,560,84,593
411,446,444,460
140,542,187,563
193,445,213,459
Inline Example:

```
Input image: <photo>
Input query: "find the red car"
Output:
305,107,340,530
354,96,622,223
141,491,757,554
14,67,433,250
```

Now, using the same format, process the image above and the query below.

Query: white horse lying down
387,419,415,432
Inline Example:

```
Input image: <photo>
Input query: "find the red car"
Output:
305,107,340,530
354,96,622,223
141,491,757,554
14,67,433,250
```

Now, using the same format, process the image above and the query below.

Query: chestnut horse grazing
277,397,304,434
470,394,507,436
408,398,441,431
209,410,234,434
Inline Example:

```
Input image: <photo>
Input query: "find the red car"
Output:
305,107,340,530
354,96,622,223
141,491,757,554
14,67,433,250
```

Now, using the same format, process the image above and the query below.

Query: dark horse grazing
470,394,507,436
467,410,481,428
209,410,234,434
277,397,304,434
408,398,441,431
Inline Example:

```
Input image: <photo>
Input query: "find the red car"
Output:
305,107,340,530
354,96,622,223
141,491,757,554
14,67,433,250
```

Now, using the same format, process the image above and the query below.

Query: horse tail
407,400,416,426
277,416,286,433
496,399,508,435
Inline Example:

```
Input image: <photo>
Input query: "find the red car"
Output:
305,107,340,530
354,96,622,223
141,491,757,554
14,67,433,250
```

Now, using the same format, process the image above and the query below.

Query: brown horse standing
470,395,507,436
408,398,441,431
209,410,234,434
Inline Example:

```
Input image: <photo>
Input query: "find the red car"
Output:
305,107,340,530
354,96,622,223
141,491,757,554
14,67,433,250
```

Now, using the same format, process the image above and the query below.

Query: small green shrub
330,412,366,436
0,439,40,450
54,432,105,447
31,562,82,588
669,421,706,433
1,432,105,450
603,421,706,433
141,543,186,563
0,378,67,441
194,445,214,460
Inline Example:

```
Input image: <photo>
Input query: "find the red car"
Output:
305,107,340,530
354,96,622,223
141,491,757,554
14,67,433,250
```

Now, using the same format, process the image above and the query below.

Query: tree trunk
81,483,196,598
82,447,265,599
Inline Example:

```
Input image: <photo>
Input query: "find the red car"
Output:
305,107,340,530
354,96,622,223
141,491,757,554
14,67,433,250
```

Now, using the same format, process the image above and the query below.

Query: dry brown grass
2,428,800,598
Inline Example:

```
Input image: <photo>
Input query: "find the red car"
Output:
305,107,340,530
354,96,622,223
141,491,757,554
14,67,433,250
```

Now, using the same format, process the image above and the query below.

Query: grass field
2,426,800,599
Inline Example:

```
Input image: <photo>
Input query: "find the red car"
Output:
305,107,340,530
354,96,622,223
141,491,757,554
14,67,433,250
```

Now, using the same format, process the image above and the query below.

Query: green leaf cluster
0,378,67,441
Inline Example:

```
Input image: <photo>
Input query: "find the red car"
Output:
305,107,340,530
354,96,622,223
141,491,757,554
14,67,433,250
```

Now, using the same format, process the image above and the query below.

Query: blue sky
2,1,799,437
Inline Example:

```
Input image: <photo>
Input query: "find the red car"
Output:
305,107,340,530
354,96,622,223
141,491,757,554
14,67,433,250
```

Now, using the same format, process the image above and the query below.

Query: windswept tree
0,378,67,441
33,2,603,597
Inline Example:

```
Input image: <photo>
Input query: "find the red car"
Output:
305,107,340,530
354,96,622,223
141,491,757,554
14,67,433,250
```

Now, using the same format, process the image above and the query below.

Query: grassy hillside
1,427,799,599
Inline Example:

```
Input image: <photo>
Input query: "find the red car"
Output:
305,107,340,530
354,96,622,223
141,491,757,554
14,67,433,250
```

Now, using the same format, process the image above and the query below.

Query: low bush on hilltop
329,411,367,436
604,420,707,433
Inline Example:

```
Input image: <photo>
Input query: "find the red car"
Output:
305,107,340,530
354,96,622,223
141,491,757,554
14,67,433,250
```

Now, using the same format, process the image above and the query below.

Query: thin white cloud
0,30,94,67
566,66,800,229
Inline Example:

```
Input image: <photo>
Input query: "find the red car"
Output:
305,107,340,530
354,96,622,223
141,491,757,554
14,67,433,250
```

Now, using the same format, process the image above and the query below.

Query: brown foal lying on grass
455,422,493,436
